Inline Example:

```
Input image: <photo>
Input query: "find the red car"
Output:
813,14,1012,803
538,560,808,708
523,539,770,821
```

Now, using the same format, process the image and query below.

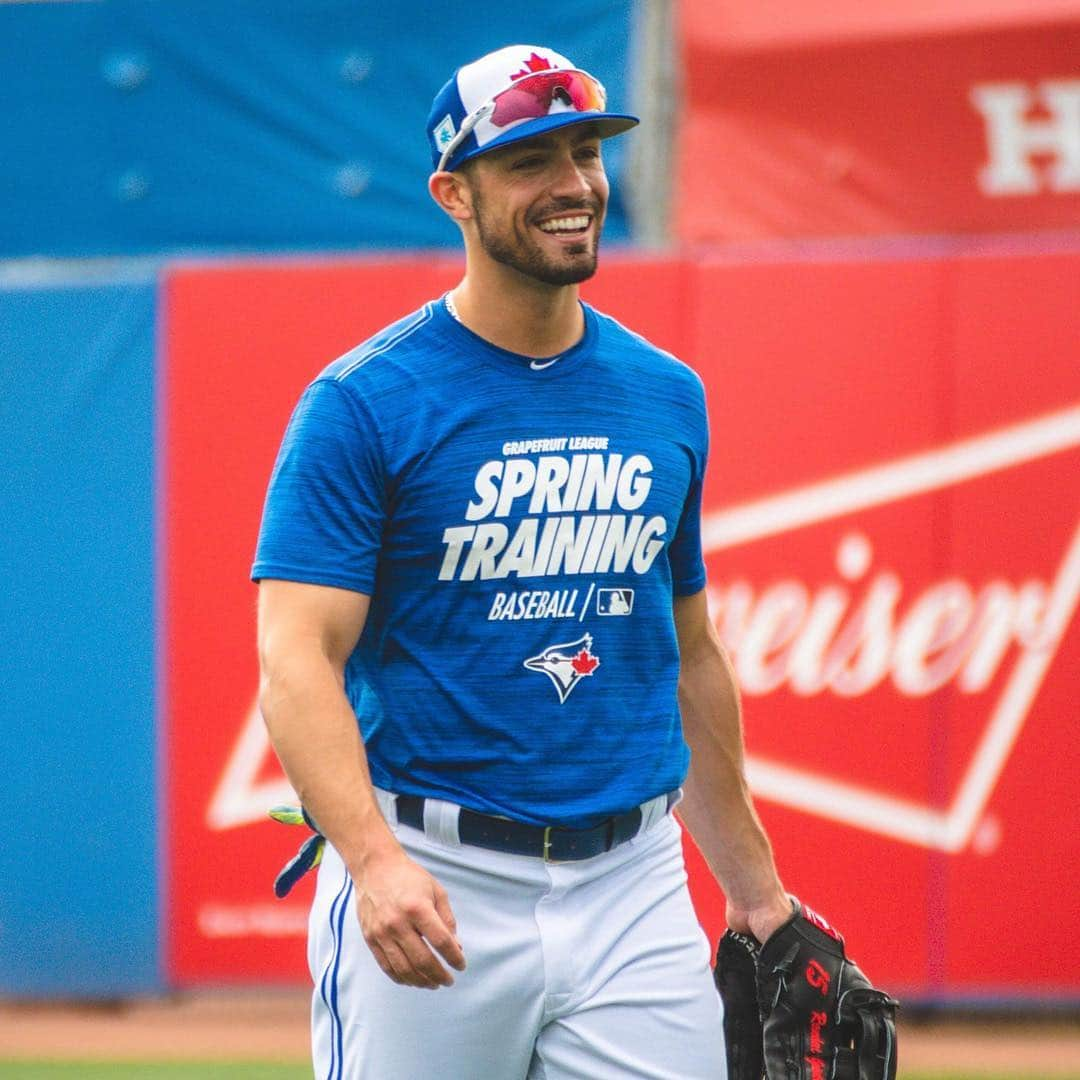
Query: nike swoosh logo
529,356,561,371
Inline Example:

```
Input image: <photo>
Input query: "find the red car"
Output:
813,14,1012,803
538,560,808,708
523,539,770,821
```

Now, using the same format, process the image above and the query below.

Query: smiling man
253,44,791,1079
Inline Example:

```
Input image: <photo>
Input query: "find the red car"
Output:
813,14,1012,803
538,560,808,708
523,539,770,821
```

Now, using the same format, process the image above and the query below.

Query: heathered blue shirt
253,298,708,827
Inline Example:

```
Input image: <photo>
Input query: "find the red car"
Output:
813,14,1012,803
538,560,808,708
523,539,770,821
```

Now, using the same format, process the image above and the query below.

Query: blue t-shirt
253,298,708,827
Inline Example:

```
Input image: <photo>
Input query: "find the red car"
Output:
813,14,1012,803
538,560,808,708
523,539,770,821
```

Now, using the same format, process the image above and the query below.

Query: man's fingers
365,910,452,987
378,937,432,989
364,916,435,988
367,940,403,985
434,884,458,936
378,933,440,989
395,926,454,988
418,900,466,972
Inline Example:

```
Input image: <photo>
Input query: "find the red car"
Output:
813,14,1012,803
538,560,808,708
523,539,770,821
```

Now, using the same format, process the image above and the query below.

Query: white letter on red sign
970,80,1080,196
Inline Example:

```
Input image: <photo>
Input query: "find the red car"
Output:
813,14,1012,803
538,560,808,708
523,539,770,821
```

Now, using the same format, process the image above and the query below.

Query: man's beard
473,191,603,286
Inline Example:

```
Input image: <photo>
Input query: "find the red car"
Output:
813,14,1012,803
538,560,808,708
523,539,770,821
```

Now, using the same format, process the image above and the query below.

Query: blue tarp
0,276,160,995
2,1,637,258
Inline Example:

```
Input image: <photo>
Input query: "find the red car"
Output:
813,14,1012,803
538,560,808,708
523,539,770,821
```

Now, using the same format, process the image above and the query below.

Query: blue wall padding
1,0,636,258
0,278,160,995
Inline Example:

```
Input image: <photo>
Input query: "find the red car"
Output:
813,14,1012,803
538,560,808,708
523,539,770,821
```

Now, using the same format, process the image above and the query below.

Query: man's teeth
538,216,590,233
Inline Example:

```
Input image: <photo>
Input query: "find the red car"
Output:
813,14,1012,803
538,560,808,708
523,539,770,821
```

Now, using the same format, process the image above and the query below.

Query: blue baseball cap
427,44,639,173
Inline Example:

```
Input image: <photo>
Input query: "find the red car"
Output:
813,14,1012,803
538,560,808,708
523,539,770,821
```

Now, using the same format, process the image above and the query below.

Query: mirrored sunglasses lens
490,71,604,128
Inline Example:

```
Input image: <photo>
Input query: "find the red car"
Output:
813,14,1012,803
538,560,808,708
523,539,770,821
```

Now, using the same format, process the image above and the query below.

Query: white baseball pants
308,791,726,1079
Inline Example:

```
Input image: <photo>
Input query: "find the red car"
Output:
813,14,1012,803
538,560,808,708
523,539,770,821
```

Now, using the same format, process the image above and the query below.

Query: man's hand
355,849,466,990
725,892,793,946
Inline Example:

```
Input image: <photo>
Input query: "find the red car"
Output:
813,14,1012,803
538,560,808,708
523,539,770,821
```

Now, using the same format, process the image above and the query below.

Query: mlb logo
597,588,634,615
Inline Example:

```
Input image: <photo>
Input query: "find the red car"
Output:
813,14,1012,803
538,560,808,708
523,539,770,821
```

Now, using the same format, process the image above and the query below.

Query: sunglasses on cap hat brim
436,68,637,173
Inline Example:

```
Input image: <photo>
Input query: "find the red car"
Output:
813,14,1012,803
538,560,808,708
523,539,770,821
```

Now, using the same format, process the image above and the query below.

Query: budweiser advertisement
678,3,1080,241
164,248,1080,997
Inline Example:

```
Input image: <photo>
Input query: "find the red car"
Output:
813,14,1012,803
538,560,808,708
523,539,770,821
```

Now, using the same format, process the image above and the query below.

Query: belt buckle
542,825,553,862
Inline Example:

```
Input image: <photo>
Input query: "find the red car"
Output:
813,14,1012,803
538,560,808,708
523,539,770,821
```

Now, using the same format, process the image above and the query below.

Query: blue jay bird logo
523,633,600,703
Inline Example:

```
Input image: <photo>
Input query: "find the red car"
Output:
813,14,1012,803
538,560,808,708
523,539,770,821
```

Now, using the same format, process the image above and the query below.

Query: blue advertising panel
0,277,160,995
2,0,637,258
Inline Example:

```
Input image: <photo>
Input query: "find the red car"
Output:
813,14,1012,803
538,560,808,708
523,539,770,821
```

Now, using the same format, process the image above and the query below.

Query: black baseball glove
715,898,898,1080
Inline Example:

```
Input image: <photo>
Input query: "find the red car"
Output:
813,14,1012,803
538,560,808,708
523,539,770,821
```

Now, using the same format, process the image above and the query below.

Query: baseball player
254,44,794,1079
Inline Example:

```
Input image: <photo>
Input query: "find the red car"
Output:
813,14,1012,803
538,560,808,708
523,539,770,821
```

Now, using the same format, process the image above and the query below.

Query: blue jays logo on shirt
523,633,600,703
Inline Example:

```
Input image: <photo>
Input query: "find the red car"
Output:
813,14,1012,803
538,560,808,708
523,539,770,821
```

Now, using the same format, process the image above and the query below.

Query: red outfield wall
164,247,1080,998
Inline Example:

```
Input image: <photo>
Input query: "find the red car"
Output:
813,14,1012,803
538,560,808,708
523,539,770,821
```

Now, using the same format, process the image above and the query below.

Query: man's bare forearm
678,645,784,911
259,650,400,876
674,591,790,941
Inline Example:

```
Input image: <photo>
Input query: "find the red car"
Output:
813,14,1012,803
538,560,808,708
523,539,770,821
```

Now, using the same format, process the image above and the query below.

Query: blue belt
394,791,679,862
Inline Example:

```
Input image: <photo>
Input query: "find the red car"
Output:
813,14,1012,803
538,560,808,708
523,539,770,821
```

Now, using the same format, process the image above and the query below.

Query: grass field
2,1067,1078,1080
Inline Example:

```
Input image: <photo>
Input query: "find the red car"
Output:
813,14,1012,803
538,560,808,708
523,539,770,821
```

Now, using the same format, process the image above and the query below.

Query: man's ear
428,170,474,222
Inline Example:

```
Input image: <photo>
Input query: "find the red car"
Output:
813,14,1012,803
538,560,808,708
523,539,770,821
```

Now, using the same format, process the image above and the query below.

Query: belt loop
423,798,462,847
637,790,672,833
376,787,398,827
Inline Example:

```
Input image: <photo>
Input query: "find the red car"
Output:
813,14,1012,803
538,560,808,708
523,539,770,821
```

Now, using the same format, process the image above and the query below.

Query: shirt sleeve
251,377,385,593
666,381,709,597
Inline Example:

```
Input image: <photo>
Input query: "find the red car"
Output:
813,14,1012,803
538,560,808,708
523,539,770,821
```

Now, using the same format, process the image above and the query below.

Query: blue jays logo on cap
427,44,639,173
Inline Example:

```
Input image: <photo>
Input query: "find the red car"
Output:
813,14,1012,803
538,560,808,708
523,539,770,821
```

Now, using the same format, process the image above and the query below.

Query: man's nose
548,152,592,197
